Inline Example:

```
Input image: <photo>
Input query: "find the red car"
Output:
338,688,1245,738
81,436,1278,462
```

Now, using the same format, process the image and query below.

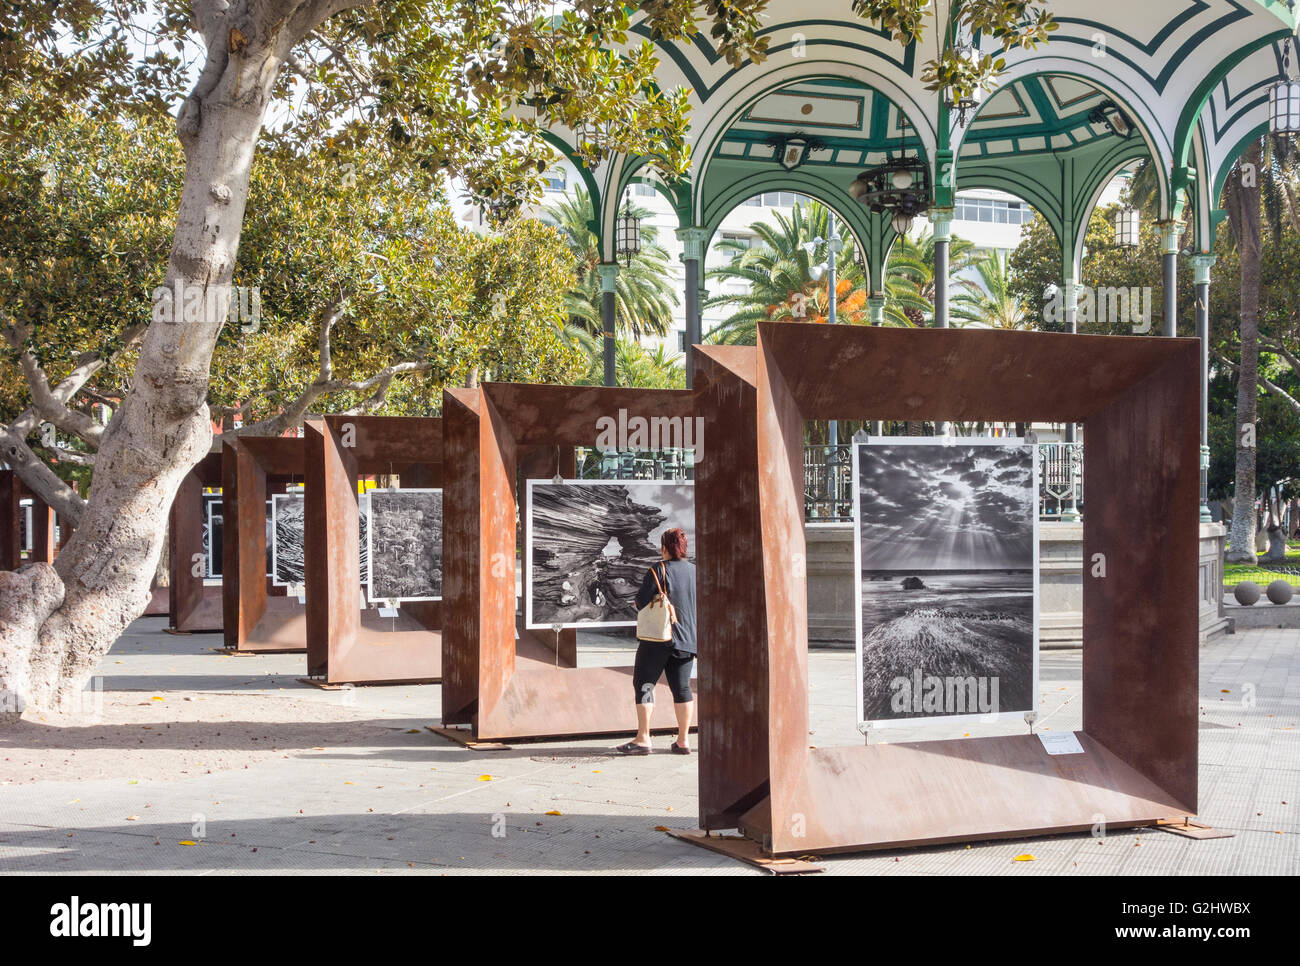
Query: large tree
1224,142,1266,563
0,0,1054,717
1,107,585,523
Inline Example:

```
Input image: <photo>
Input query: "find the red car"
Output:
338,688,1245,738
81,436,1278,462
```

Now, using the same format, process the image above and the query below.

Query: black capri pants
633,641,695,704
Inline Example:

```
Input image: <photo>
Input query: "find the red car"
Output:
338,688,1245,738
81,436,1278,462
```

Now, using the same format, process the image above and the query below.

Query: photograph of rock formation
854,440,1038,725
367,488,442,602
526,480,695,628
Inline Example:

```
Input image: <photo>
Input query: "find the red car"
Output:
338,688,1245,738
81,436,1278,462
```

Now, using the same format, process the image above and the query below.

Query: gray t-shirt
635,558,696,654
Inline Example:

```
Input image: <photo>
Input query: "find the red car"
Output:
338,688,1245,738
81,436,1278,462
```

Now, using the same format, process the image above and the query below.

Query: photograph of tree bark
271,492,306,587
526,480,695,629
367,489,442,602
854,440,1038,726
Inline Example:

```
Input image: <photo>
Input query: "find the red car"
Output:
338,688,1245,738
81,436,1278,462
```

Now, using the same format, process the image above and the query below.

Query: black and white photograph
853,438,1038,726
18,498,33,554
367,488,442,602
270,491,306,587
526,479,695,629
358,492,370,598
203,492,223,579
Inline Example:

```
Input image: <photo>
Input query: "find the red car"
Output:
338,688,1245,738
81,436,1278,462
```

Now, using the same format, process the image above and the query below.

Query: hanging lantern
1115,207,1141,248
615,200,640,268
1271,77,1300,134
1273,29,1300,134
891,211,915,235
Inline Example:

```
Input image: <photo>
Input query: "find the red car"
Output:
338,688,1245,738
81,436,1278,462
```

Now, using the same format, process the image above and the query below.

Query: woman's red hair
661,527,688,560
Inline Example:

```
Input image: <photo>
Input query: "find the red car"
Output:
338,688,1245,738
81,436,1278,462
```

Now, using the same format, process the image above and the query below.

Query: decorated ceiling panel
556,0,1295,261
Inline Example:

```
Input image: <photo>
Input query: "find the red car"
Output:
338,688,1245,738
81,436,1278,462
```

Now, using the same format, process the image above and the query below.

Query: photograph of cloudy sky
855,441,1037,724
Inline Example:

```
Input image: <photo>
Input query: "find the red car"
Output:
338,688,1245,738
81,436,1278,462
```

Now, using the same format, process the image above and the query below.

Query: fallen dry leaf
1012,854,1035,862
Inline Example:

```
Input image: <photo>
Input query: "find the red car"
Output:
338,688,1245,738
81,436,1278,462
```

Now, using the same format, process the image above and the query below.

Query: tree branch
1261,336,1300,377
0,423,86,525
1217,349,1300,416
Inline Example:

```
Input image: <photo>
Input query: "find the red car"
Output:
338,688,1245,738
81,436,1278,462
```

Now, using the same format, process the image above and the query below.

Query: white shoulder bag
635,564,677,643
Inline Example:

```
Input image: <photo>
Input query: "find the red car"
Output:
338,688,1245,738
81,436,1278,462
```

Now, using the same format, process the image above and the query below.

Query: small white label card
1038,731,1085,755
378,606,399,619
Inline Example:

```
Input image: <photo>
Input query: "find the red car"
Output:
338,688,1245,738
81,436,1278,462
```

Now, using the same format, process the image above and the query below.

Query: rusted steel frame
694,324,1201,854
441,383,695,740
222,437,306,651
302,415,443,684
168,450,223,631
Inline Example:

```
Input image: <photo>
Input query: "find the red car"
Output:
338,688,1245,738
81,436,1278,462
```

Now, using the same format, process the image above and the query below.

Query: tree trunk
1263,525,1287,562
1226,142,1263,564
0,33,281,720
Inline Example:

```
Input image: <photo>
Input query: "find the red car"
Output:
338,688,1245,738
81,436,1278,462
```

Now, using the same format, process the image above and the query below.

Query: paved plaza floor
0,619,1296,875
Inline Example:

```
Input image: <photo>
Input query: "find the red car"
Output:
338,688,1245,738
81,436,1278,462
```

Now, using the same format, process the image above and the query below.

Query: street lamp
1115,207,1141,248
615,200,640,268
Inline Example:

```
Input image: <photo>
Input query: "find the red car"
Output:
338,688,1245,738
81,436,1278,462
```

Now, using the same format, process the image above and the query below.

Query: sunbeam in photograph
854,439,1039,725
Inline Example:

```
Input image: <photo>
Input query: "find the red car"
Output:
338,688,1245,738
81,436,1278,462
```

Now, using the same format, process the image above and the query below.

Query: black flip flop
670,742,690,755
616,741,651,756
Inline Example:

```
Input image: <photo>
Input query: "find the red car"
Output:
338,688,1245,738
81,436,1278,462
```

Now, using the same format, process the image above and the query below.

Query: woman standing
616,526,696,755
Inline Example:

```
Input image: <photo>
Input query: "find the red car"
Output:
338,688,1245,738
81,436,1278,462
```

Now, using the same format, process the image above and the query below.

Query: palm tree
704,200,868,345
570,332,684,388
542,188,678,340
951,250,1028,329
881,230,977,326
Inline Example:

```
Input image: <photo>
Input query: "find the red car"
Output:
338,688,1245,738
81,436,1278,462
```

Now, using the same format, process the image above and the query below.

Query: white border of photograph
852,436,1040,730
203,492,223,580
523,477,695,630
264,499,274,578
269,491,306,588
19,499,33,553
358,491,370,604
365,487,442,603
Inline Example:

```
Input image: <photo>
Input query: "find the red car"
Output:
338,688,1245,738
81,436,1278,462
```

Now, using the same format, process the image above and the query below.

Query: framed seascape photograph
203,492,223,579
525,479,695,630
270,491,306,588
366,488,442,602
852,437,1039,728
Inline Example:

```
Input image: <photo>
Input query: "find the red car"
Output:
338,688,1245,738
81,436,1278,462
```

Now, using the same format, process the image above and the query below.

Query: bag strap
649,562,672,604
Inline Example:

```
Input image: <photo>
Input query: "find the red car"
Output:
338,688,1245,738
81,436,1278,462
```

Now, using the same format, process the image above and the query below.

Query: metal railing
803,441,1084,523
575,448,694,481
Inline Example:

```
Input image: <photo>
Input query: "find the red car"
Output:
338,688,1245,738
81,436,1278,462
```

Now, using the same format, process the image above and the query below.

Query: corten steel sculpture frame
222,436,307,652
1,471,58,570
303,415,445,684
443,383,696,741
168,450,225,632
694,323,1201,855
